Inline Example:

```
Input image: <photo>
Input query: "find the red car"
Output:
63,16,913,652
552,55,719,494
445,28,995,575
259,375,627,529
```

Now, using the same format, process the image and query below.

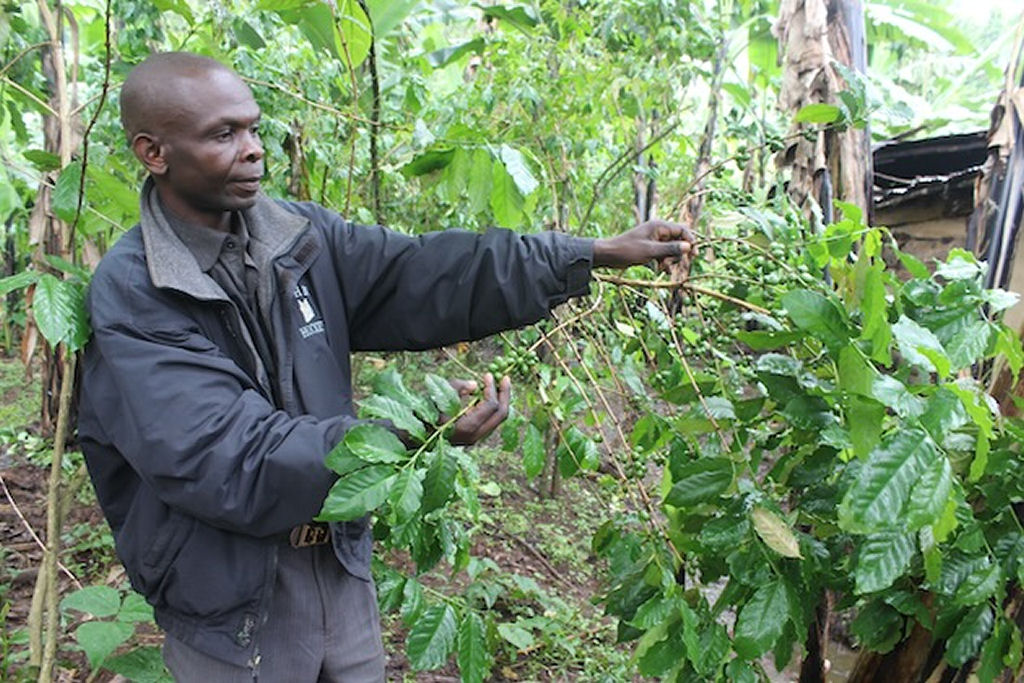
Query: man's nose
241,131,263,163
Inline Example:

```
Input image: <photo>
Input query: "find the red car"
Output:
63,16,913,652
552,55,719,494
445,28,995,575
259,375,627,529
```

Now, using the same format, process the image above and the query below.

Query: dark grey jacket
77,182,593,666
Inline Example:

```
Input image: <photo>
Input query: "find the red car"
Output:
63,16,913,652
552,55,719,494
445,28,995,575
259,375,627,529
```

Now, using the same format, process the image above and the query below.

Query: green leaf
498,144,538,196
954,561,1001,607
457,612,491,683
946,321,992,371
388,469,424,523
402,147,456,177
781,289,851,350
851,599,904,653
424,374,461,416
23,149,60,172
848,396,885,458
725,659,758,683
977,619,1012,681
233,18,266,48
426,37,485,68
497,622,535,650
935,253,981,280
794,103,843,124
61,585,121,618
0,269,40,296
421,449,458,513
53,161,83,223
490,158,524,227
855,532,915,594
870,375,923,418
43,254,91,281
117,592,154,623
365,0,420,37
897,250,931,278
105,646,168,683
373,368,438,424
359,395,425,441
892,316,950,376
324,441,365,476
983,288,1019,312
839,429,935,533
906,455,953,530
946,604,993,666
401,578,424,624
34,273,89,351
734,580,791,659
664,459,733,508
343,424,407,463
318,464,397,521
522,423,545,480
735,329,803,350
920,388,967,443
407,604,457,670
467,149,493,214
477,3,539,32
74,620,134,669
751,507,802,559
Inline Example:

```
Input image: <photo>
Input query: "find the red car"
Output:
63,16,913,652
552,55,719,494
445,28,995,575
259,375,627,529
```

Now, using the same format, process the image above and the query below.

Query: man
77,52,693,682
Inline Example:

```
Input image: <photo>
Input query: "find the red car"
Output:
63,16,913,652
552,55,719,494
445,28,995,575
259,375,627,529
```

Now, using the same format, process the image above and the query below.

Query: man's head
121,52,264,230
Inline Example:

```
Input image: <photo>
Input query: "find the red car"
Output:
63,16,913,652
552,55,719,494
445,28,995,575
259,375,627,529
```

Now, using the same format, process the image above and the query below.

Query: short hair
119,52,236,140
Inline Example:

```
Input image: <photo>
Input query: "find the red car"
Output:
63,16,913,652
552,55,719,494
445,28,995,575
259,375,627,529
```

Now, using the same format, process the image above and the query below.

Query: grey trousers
163,540,386,682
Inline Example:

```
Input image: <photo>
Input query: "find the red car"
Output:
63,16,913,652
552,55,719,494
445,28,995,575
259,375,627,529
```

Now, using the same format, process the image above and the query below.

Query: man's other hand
592,220,696,271
449,373,511,446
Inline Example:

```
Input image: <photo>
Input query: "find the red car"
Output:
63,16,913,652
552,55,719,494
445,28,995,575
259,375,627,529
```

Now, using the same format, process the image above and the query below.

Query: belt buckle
289,523,329,548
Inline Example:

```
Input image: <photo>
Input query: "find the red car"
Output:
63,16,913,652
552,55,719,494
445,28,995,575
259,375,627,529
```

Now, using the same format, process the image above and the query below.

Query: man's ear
131,133,168,176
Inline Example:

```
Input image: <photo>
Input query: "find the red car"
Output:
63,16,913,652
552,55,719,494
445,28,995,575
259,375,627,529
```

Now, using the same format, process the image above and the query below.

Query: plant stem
37,349,76,682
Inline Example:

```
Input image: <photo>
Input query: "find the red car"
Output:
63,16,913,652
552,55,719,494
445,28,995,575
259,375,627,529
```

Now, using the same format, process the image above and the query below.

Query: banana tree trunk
774,0,872,224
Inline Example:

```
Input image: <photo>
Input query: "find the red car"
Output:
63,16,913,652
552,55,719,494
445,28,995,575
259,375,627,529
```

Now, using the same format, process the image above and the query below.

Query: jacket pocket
138,509,194,587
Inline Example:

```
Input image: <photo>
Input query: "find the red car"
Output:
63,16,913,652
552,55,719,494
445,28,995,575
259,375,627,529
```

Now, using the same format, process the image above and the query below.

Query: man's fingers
470,375,511,439
449,378,478,398
449,374,511,445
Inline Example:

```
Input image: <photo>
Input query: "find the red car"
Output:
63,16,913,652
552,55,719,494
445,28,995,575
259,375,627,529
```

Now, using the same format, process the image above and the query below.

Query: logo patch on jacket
294,285,324,339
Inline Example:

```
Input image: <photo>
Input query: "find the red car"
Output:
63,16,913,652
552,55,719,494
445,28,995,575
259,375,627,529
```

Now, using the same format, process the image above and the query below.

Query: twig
527,297,602,354
0,473,82,589
0,42,49,79
241,76,381,127
579,119,682,229
593,272,771,315
69,0,112,244
1,76,56,116
484,523,575,590
334,9,361,217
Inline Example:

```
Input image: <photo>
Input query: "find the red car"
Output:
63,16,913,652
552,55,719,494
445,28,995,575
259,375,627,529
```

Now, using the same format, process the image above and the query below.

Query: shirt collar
161,197,250,272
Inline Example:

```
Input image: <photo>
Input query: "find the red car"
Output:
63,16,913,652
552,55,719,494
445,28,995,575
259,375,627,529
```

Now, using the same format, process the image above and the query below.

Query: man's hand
448,373,511,446
592,220,696,271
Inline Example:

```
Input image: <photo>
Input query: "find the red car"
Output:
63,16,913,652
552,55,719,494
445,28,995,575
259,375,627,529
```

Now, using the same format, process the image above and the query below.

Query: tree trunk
774,0,872,225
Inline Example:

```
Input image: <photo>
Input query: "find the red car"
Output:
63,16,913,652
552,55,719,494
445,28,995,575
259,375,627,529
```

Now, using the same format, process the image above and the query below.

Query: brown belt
289,522,330,548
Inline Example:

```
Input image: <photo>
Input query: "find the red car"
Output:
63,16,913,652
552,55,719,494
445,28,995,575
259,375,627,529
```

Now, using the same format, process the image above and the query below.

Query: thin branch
0,473,81,589
333,12,361,217
0,42,49,79
70,0,112,244
241,76,381,126
1,76,57,117
579,119,683,229
593,272,772,315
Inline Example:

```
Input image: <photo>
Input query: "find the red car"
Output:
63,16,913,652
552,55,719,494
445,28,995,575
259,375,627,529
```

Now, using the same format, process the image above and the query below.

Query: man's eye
216,131,233,141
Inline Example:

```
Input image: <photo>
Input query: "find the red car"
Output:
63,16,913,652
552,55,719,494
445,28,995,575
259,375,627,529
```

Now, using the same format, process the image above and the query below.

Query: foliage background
1,0,1023,681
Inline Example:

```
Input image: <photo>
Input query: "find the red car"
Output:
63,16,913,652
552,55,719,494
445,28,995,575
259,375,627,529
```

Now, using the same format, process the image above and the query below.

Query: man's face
143,68,264,230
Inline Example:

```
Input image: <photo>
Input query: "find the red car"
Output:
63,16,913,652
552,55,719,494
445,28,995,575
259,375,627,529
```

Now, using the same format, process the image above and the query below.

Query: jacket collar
139,177,311,301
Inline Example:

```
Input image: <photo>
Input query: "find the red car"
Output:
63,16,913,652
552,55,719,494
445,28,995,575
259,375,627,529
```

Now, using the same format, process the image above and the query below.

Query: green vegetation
2,0,1023,681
